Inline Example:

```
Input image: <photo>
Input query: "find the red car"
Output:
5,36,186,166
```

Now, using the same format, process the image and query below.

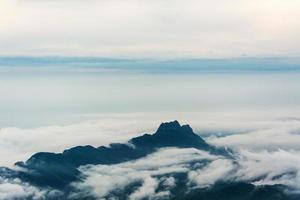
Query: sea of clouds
1,111,300,199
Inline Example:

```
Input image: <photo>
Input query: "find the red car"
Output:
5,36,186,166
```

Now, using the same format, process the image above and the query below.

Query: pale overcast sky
0,0,299,58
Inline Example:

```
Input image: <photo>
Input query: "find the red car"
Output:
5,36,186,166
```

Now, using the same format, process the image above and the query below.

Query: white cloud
208,118,300,150
188,159,234,188
71,148,222,199
235,150,300,185
0,177,51,200
129,177,159,200
161,177,176,189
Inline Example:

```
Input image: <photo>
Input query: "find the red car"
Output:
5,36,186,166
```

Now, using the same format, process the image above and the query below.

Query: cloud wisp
0,175,63,200
70,147,300,200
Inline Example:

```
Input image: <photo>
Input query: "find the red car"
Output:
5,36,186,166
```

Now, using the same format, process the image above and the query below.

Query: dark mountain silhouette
13,120,226,188
130,121,209,149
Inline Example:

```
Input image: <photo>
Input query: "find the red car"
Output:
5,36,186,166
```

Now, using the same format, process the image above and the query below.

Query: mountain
13,120,225,189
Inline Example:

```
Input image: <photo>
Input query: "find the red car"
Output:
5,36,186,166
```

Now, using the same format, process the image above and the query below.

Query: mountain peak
156,120,181,132
155,120,195,136
128,120,210,150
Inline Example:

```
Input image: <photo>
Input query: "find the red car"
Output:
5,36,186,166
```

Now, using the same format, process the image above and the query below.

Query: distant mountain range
0,121,297,200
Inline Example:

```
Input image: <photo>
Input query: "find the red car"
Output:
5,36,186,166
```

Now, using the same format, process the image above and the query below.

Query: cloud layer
1,110,300,199
208,118,300,150
2,143,300,199
70,147,300,200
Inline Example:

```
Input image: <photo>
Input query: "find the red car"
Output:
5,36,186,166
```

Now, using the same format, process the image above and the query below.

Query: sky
0,0,300,58
1,2,300,198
